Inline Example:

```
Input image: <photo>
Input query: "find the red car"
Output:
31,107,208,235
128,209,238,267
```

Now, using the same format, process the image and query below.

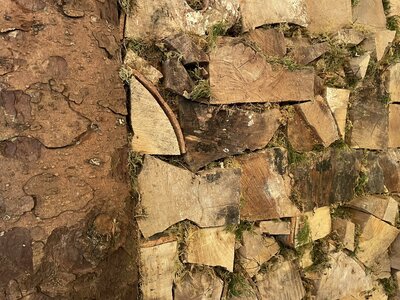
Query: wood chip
350,210,399,266
137,156,241,238
140,240,178,300
179,99,281,171
256,261,306,300
235,149,301,221
238,231,280,277
186,227,235,271
209,37,315,104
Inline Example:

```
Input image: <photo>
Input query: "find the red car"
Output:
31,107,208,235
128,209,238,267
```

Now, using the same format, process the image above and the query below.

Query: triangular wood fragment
162,58,193,96
186,227,235,271
238,231,280,277
370,251,391,279
389,105,400,148
379,150,400,192
259,220,291,235
174,269,224,300
137,156,241,238
325,87,350,138
350,53,370,80
346,195,398,225
332,218,356,251
130,76,182,155
350,210,399,266
179,99,282,171
256,261,306,300
235,149,301,221
375,30,396,61
209,37,315,104
306,0,352,33
390,235,400,270
315,251,373,300
164,33,209,65
290,41,329,65
352,0,387,31
140,240,178,300
239,0,308,31
335,29,366,46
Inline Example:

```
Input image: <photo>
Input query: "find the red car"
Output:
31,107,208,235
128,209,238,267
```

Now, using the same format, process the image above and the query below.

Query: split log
256,260,306,300
306,0,352,33
235,149,301,221
238,231,280,277
179,99,281,171
346,195,398,225
186,227,235,271
389,104,400,148
352,0,387,31
332,218,356,251
174,269,224,300
137,156,241,238
258,220,291,235
209,37,315,104
124,0,239,40
247,28,286,57
315,251,373,300
239,0,308,31
350,210,399,266
162,58,193,96
140,240,178,300
325,87,350,138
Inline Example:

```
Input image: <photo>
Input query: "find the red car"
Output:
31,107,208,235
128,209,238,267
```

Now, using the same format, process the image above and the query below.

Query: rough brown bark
0,0,137,298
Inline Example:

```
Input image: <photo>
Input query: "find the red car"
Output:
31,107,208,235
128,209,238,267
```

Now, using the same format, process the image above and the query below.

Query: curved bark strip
132,69,187,154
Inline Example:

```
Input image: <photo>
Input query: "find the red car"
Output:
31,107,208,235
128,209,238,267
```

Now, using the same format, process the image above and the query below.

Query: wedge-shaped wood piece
350,53,370,80
316,251,373,300
349,85,388,149
350,210,399,266
299,244,313,269
370,251,391,279
389,104,400,148
209,38,315,104
386,64,400,103
335,29,366,46
289,96,340,151
347,195,398,225
239,0,308,31
247,28,286,57
238,231,280,277
379,150,400,192
124,49,162,85
352,0,387,31
137,156,241,238
179,99,281,171
325,87,350,138
390,235,400,270
164,33,209,65
332,218,356,251
259,220,291,235
130,76,182,155
256,261,305,300
162,58,193,96
235,149,301,221
290,40,329,65
125,0,239,40
375,30,396,61
186,227,235,271
306,0,352,33
174,269,224,300
141,240,178,300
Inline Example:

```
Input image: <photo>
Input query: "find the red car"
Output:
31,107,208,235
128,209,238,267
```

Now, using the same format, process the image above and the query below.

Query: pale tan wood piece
350,53,370,79
130,77,180,155
316,251,373,300
370,251,391,279
140,240,178,300
137,156,241,238
305,206,332,241
332,218,356,251
238,231,280,277
239,0,308,31
350,210,399,266
389,104,400,148
375,30,396,61
352,0,387,31
347,195,398,225
258,220,291,235
209,37,315,104
386,64,400,102
325,87,351,138
256,261,306,300
247,28,286,57
390,235,400,270
186,227,236,271
124,49,162,85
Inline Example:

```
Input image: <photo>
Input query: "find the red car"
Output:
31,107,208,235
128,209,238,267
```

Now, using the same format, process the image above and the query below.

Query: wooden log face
179,99,281,171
